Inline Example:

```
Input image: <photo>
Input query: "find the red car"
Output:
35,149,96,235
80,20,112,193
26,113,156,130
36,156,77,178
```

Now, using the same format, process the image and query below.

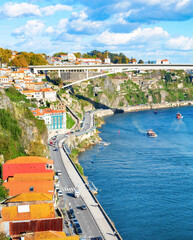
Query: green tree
138,59,144,64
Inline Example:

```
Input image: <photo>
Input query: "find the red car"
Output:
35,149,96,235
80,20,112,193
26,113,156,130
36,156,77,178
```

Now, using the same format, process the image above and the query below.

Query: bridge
30,64,193,88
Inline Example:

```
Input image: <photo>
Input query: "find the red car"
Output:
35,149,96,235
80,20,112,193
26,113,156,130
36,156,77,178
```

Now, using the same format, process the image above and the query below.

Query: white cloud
41,4,73,16
45,26,55,34
2,2,41,17
167,36,193,50
13,20,45,38
1,2,73,18
97,27,169,45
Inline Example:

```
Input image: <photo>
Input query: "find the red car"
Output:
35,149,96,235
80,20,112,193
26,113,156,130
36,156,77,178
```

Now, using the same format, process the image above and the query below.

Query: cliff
0,89,48,161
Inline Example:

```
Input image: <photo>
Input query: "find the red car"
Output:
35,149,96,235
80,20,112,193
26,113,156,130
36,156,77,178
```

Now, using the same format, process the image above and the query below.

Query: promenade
58,141,120,240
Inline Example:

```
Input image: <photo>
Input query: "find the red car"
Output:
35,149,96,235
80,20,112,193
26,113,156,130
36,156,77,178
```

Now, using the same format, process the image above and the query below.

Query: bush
5,87,29,103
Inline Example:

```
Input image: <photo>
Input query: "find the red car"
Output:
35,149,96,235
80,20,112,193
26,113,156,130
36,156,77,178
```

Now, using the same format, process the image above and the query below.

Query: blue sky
1,0,193,62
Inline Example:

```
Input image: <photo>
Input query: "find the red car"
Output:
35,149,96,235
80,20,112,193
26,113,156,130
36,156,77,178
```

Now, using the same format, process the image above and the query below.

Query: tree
74,52,81,58
165,73,172,84
138,59,144,64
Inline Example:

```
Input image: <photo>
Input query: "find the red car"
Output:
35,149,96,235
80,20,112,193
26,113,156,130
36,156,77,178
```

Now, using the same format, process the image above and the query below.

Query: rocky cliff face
0,89,48,160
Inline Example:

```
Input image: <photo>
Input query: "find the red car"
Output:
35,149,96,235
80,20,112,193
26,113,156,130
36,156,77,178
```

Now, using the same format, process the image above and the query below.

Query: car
73,188,80,198
56,170,62,176
56,187,60,192
76,227,82,235
72,218,78,223
73,222,80,228
91,238,102,240
80,205,86,210
58,191,63,197
54,148,58,151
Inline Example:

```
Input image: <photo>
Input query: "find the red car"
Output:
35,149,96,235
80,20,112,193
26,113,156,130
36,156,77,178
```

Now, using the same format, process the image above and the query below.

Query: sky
1,0,193,63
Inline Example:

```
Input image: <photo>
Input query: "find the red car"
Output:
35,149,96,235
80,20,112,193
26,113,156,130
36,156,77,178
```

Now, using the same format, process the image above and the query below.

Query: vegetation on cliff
0,88,48,161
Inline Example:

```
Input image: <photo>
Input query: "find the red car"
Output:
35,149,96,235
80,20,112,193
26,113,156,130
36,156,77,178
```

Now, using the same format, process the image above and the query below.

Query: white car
58,190,63,197
73,188,80,198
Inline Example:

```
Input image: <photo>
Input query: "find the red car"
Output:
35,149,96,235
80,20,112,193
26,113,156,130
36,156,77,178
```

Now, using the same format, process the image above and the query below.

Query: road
50,144,102,239
50,111,121,240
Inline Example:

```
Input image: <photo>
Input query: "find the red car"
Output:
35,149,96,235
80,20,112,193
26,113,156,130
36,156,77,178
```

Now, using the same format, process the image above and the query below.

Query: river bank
66,100,193,178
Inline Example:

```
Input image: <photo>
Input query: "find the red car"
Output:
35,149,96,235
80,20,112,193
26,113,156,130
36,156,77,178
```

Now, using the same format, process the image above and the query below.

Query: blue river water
78,106,193,240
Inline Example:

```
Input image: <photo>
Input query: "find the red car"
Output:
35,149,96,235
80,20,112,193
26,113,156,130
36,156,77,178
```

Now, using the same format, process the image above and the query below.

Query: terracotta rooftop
1,203,55,222
6,193,52,203
32,108,65,116
5,156,53,165
3,180,54,196
24,231,79,240
39,88,55,92
8,172,54,182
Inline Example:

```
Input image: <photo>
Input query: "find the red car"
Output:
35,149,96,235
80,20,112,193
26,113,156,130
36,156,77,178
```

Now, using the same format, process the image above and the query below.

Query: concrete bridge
30,63,193,88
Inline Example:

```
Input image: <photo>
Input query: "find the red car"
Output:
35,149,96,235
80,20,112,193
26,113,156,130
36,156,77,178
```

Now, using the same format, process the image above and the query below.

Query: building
77,58,102,65
161,59,170,64
0,76,9,83
104,57,111,64
22,89,43,100
1,203,63,236
39,88,57,102
3,156,54,181
24,231,80,240
4,192,53,207
3,178,54,196
31,108,66,131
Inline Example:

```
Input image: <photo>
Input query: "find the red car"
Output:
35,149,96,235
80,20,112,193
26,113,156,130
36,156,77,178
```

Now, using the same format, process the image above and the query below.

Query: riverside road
49,111,121,240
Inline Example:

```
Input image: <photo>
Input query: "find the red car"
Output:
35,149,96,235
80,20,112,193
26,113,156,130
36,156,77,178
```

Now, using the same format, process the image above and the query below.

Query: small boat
176,112,183,119
154,111,158,114
147,129,157,138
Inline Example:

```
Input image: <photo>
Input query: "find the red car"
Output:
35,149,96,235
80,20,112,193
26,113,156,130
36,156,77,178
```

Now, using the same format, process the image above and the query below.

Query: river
78,106,193,240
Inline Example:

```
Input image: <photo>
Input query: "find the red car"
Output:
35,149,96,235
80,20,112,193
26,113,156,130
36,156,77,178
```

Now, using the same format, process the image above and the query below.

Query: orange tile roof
1,203,55,222
8,172,54,182
22,89,39,93
32,108,65,116
24,231,79,240
39,88,55,92
5,156,53,165
6,193,53,203
3,180,54,196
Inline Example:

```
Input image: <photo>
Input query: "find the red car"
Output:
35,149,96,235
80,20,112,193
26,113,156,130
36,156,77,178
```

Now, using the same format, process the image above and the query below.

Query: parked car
91,238,102,240
73,222,80,228
76,227,82,235
58,191,63,197
56,170,62,176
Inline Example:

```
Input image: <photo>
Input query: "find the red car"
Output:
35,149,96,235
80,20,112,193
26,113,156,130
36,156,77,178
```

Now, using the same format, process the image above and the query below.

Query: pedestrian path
59,139,121,240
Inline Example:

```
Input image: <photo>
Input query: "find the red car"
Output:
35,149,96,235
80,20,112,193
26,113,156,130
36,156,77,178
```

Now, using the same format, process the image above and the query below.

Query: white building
104,57,111,64
0,76,9,83
161,59,170,64
156,59,162,64
39,88,57,102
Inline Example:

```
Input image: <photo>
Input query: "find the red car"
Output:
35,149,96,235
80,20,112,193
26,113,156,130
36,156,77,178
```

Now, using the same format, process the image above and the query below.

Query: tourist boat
176,112,183,119
147,129,157,138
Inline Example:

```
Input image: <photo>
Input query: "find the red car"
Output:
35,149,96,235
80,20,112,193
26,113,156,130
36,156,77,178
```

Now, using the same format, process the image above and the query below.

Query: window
29,187,34,192
46,164,49,169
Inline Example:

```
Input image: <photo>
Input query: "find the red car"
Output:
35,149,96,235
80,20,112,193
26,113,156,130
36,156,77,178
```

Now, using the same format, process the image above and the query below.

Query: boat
147,129,157,138
176,112,183,119
154,111,158,114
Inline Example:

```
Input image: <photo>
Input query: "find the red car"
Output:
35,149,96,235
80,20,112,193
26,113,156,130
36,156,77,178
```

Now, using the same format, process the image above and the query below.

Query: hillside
58,70,193,113
0,88,48,162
